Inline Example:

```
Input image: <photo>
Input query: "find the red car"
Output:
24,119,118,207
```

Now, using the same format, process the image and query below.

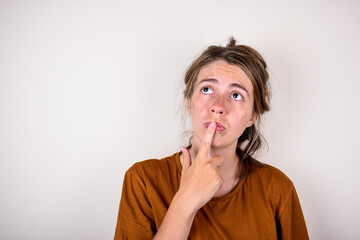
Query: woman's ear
187,99,192,115
247,112,258,127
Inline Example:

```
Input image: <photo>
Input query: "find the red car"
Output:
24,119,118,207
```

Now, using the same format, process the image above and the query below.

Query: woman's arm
276,184,309,240
152,193,196,240
114,166,155,240
154,121,223,240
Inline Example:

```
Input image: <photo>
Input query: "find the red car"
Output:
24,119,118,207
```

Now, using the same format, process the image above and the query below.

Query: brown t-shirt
114,152,309,239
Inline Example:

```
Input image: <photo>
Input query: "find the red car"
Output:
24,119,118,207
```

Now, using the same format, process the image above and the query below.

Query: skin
154,60,258,240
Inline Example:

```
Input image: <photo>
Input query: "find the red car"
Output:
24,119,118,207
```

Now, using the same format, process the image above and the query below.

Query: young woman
114,38,309,239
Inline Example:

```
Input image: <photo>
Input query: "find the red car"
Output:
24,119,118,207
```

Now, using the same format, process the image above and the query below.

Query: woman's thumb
180,146,191,172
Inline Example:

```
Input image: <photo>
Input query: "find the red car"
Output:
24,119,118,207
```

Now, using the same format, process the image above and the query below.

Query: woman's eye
201,87,213,94
231,92,243,100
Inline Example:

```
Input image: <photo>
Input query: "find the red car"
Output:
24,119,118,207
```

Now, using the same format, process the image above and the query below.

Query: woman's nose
210,95,226,115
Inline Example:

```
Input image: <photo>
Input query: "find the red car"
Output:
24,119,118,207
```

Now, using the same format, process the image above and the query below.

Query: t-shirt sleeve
276,184,309,240
114,164,155,240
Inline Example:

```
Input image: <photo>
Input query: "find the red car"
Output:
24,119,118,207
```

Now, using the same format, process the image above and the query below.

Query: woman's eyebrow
198,78,249,96
197,78,218,85
230,83,249,96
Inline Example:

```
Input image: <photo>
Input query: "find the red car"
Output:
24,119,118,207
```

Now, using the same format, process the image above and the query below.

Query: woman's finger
180,146,191,172
198,121,216,158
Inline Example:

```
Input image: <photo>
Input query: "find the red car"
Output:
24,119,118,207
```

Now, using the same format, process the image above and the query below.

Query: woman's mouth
204,121,226,132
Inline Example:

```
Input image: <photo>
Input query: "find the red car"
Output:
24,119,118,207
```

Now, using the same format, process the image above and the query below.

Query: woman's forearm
153,193,197,240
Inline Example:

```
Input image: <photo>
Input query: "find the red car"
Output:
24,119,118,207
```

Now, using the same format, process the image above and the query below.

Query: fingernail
210,121,216,128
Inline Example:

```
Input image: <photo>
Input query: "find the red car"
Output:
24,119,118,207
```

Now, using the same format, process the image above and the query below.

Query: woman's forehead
196,60,253,91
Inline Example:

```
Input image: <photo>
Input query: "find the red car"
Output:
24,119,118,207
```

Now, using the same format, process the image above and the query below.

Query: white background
1,0,359,239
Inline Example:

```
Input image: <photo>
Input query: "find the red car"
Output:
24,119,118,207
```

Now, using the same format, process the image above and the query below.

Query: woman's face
188,60,257,149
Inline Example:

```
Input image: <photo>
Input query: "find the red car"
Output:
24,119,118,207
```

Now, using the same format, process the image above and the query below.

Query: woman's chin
210,136,239,150
210,140,230,149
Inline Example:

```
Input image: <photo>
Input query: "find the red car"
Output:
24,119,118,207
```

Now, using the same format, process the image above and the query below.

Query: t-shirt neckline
174,151,245,202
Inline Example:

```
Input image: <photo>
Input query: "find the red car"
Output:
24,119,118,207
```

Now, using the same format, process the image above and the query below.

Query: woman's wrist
171,192,198,220
154,192,197,240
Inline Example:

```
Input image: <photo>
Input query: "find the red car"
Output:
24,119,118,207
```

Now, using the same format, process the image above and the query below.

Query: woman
114,38,309,239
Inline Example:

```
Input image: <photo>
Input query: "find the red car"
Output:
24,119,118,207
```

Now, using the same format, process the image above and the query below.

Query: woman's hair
183,37,271,178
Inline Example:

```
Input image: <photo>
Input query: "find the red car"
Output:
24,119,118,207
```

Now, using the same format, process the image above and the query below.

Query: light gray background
1,0,359,239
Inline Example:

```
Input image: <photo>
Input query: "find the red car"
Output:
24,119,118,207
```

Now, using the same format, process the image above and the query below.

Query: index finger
198,121,216,157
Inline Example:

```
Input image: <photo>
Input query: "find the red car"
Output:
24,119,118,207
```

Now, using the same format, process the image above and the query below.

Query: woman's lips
204,121,226,132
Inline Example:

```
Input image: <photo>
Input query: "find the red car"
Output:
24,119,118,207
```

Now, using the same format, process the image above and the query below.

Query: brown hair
183,37,271,178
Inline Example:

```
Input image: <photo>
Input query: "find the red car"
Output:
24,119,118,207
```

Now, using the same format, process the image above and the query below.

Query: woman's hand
178,121,223,215
154,121,223,240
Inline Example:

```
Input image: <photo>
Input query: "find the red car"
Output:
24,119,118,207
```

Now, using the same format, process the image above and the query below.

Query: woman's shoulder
126,152,180,179
250,162,294,193
256,163,292,180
